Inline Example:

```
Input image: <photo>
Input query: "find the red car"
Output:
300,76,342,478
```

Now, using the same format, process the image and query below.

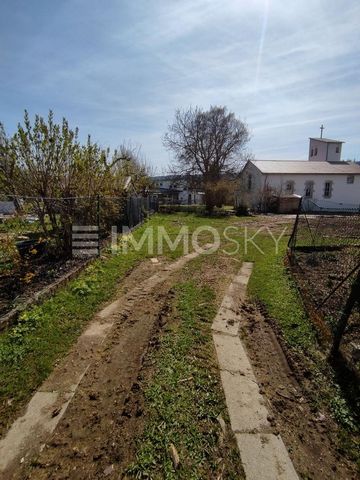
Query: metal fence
0,194,159,259
288,203,360,360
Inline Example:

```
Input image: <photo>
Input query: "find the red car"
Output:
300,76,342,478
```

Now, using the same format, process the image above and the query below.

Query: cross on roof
320,124,324,138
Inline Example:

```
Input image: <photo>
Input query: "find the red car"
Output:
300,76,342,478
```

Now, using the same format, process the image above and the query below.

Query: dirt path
1,247,214,479
240,303,357,480
1,214,357,479
19,283,172,479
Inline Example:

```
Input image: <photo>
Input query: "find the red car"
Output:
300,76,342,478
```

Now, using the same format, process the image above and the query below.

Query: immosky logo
110,225,288,256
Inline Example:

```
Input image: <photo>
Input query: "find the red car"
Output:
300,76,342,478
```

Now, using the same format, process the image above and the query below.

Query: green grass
127,280,243,479
0,248,140,431
0,213,235,433
239,229,359,465
244,234,316,349
1,212,357,468
0,217,40,235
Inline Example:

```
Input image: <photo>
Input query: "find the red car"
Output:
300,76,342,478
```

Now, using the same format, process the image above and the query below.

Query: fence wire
288,203,360,362
0,194,159,258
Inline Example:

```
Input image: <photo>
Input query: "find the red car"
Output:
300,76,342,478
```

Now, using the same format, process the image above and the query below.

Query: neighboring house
151,176,204,204
236,137,360,212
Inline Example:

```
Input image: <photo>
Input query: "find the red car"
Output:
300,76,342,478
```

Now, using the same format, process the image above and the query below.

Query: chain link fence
1,194,158,255
288,201,360,366
0,194,158,318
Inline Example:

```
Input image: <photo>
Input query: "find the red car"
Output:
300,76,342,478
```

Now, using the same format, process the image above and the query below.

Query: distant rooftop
250,160,360,175
151,175,180,181
309,137,344,143
0,201,16,215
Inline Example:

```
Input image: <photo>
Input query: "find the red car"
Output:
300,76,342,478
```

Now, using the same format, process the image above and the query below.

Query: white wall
265,173,359,209
236,165,360,210
153,178,203,204
178,190,203,204
308,139,342,162
235,162,263,208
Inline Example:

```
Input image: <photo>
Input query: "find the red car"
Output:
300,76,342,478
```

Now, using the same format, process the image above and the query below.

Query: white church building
236,136,360,212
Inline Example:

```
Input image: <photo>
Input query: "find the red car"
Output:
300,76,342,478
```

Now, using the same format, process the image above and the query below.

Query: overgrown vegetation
0,111,152,254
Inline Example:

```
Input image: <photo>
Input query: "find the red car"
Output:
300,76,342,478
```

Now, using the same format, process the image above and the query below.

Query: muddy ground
1,214,358,479
240,302,358,480
291,248,360,373
6,249,239,479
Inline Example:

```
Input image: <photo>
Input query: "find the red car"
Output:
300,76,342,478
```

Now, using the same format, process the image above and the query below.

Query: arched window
304,181,314,198
285,181,295,194
323,181,333,198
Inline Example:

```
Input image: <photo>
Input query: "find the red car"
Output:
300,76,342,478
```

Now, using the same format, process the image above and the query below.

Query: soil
6,250,237,479
240,301,358,480
233,213,297,231
291,248,360,373
0,256,84,317
1,214,358,479
4,262,176,479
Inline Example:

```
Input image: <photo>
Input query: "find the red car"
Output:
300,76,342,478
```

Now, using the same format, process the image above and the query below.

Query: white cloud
1,0,359,165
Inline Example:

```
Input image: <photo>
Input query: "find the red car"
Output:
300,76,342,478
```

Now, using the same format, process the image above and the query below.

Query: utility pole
320,124,324,138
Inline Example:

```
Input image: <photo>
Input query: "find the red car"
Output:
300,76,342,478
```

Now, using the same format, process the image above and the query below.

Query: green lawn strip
127,279,244,479
241,231,359,464
244,234,316,350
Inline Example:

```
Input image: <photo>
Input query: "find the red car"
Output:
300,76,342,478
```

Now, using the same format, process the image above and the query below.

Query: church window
285,181,294,194
304,181,314,198
323,181,332,198
347,175,354,184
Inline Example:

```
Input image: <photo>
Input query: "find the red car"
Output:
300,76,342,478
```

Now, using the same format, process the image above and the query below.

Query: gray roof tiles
250,160,360,175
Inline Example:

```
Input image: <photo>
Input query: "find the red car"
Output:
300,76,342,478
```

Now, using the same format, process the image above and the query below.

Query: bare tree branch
163,106,250,210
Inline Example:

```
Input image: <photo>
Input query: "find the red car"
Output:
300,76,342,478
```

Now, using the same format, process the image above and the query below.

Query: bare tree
111,143,154,194
163,106,250,211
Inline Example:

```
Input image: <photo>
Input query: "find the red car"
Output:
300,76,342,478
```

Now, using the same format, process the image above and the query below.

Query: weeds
127,281,243,479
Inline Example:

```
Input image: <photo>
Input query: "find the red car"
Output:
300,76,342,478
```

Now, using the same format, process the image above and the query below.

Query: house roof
309,137,344,143
0,201,16,215
250,160,360,175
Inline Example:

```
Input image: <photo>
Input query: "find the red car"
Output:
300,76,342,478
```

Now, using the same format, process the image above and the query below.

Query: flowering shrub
0,234,20,275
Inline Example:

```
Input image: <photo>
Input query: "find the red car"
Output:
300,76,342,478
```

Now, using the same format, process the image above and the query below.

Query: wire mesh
0,194,159,257
0,194,158,317
288,202,360,358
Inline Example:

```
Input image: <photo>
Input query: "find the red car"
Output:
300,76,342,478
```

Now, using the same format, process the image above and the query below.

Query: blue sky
1,0,359,172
